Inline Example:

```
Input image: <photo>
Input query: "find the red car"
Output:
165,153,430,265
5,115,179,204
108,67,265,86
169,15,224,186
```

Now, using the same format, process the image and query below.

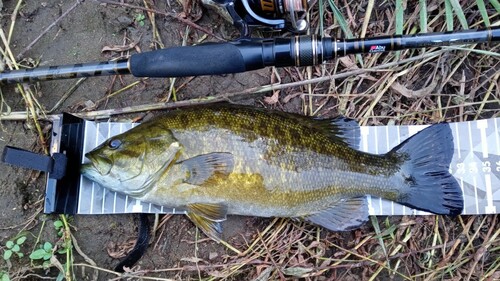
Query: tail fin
390,123,463,215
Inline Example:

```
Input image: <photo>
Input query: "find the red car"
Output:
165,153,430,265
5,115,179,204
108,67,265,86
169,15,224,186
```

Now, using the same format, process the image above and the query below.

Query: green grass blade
394,0,404,60
419,0,428,32
395,0,404,35
370,216,388,257
444,0,454,31
319,0,324,35
327,0,353,38
490,0,500,13
448,0,469,29
475,0,490,26
326,0,363,66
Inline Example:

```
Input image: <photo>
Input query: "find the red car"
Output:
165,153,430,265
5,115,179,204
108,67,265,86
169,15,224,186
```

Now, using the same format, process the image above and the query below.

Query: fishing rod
1,27,498,84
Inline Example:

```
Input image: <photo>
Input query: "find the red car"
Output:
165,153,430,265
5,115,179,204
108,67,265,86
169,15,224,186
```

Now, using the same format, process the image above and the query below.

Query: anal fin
188,203,227,222
304,197,369,231
186,203,228,241
186,212,223,241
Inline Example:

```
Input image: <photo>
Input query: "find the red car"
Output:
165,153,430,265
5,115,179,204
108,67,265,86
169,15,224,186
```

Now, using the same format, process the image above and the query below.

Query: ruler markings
473,177,479,214
477,120,488,158
484,174,496,214
454,122,461,159
495,118,499,155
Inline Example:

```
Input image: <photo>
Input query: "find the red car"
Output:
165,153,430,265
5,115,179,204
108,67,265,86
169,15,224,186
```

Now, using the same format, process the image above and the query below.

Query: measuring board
45,116,500,216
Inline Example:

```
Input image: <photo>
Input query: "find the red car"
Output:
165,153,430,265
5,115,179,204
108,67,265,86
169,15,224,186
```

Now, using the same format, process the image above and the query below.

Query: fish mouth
80,162,94,174
82,153,113,176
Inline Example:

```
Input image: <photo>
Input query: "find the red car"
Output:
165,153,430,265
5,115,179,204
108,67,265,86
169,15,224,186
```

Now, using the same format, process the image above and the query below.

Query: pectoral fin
186,203,228,241
303,197,369,231
179,153,235,185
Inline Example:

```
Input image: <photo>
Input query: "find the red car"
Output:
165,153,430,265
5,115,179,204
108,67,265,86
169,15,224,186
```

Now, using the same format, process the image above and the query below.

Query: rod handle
129,43,248,77
129,36,334,77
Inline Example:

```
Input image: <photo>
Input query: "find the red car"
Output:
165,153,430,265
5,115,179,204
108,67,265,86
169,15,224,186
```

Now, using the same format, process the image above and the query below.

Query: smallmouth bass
81,104,463,240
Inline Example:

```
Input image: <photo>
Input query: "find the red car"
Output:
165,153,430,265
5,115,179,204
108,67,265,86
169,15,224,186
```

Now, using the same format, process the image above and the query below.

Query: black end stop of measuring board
1,146,67,179
1,147,67,180
0,113,86,215
44,113,86,215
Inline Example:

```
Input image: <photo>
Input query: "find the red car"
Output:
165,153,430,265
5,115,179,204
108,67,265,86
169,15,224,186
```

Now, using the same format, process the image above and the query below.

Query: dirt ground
0,0,498,280
0,0,275,279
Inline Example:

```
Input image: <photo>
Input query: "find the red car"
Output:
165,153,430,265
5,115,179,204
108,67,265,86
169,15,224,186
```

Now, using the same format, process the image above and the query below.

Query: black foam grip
2,146,53,173
129,43,248,77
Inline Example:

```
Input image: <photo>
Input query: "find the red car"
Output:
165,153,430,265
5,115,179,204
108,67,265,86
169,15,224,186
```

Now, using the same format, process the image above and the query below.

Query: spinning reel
202,0,309,37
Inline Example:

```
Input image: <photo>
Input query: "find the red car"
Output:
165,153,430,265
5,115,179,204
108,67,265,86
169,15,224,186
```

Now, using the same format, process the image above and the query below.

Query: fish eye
108,139,122,150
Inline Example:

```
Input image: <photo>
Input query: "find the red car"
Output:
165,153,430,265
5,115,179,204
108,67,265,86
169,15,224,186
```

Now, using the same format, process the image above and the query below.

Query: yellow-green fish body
82,104,463,239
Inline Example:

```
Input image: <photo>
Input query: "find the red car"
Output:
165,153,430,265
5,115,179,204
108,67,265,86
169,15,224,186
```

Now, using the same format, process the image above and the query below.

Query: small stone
209,252,218,260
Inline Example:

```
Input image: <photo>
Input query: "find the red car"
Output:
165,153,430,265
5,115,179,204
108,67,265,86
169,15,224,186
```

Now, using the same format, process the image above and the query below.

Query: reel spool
202,0,308,37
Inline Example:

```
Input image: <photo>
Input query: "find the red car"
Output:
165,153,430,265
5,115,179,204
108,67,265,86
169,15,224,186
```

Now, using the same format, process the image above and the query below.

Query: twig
48,78,87,113
7,0,24,45
360,0,374,37
71,233,99,281
0,48,455,120
474,72,500,120
16,0,83,60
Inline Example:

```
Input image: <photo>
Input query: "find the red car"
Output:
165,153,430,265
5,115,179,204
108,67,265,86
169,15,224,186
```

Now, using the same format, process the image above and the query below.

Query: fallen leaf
209,252,218,260
283,92,302,104
102,41,139,53
390,81,437,98
106,239,136,259
251,266,274,281
181,257,205,263
339,56,357,69
264,91,280,105
282,267,313,277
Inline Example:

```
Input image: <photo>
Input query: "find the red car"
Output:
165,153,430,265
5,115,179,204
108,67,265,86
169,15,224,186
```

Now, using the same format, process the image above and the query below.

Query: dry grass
0,0,499,280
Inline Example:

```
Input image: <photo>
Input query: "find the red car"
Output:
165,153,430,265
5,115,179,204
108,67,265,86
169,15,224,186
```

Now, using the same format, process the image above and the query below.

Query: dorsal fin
313,116,361,149
271,110,360,149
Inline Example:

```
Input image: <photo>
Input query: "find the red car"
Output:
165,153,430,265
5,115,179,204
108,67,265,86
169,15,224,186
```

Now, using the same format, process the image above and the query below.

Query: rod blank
1,59,130,84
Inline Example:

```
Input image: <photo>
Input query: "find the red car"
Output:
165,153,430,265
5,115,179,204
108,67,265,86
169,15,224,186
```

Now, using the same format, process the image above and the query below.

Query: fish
81,104,463,240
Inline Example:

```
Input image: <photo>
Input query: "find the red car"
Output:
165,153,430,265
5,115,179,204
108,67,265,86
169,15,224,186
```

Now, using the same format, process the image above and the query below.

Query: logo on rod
369,45,386,53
